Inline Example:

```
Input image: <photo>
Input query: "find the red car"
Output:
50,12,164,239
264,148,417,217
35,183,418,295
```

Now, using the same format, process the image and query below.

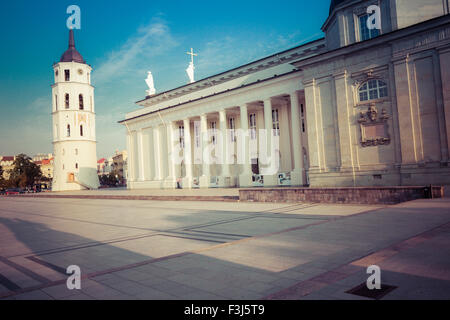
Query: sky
0,0,330,159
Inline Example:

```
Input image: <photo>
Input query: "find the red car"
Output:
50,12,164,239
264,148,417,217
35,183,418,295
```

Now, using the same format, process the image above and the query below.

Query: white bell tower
51,29,99,191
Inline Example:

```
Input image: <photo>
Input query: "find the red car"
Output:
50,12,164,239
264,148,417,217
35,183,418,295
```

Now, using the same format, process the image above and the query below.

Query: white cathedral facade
51,29,100,191
121,0,450,189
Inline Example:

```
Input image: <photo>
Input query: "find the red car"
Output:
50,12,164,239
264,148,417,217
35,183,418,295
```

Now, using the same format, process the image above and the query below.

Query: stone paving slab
0,197,450,300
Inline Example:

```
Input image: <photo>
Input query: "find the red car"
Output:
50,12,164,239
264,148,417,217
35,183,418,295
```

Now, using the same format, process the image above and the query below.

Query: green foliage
8,154,43,188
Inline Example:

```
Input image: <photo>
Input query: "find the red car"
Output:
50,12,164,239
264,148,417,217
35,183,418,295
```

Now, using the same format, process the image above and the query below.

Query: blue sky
0,0,329,159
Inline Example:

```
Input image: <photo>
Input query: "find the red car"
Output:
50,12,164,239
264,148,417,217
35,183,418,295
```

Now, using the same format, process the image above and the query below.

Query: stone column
199,114,210,188
238,104,253,187
334,71,355,185
131,131,140,183
137,129,145,181
262,98,278,187
126,132,134,185
218,109,230,187
439,46,450,161
145,128,155,181
153,126,162,181
393,56,418,164
289,91,304,186
304,79,322,173
165,122,176,188
182,119,193,188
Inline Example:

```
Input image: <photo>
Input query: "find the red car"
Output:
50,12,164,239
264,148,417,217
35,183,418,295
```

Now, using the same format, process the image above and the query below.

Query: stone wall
239,186,444,204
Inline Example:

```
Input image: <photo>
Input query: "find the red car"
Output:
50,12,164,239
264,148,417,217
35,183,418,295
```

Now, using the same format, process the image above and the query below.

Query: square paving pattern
1,196,450,300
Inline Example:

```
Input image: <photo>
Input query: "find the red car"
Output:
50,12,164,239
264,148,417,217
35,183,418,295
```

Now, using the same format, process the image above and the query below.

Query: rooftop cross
186,48,198,64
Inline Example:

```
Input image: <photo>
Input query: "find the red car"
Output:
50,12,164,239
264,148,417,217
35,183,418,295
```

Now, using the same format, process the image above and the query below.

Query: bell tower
51,29,99,191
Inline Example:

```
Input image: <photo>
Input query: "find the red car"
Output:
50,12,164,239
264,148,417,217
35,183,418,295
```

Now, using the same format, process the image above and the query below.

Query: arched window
67,124,70,137
80,125,84,137
79,94,84,110
55,95,58,111
65,94,70,109
75,163,78,169
359,79,388,102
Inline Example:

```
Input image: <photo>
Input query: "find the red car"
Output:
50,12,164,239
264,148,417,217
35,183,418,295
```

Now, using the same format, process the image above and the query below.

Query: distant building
112,150,128,185
33,153,53,162
39,158,54,179
97,158,113,175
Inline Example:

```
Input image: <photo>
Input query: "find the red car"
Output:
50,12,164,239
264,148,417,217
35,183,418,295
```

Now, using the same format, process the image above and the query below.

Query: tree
0,165,5,189
8,154,42,188
99,171,119,187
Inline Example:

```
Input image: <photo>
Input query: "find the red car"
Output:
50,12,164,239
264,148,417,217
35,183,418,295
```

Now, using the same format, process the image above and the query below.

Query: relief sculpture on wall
358,104,390,147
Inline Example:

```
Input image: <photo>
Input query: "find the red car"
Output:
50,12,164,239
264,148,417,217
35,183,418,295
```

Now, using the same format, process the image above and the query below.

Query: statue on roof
145,71,156,96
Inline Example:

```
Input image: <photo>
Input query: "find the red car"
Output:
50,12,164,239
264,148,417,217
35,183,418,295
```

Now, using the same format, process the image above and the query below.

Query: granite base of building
239,186,444,205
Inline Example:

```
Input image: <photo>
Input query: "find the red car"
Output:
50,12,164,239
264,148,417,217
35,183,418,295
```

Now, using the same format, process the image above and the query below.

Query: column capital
302,78,315,87
219,109,227,121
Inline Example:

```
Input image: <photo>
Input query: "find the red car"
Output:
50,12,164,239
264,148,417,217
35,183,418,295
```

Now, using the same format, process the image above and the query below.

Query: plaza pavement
0,195,449,300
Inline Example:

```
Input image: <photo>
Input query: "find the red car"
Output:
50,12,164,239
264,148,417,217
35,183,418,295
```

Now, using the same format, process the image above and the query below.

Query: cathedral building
120,0,450,189
51,29,100,191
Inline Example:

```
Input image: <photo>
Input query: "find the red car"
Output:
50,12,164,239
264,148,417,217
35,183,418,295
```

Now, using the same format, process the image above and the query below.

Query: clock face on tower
78,69,83,75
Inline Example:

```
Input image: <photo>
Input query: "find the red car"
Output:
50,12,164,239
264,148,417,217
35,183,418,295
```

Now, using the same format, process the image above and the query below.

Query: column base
182,176,193,189
217,176,232,188
199,175,211,188
238,174,253,188
162,177,177,189
290,170,304,187
263,174,278,187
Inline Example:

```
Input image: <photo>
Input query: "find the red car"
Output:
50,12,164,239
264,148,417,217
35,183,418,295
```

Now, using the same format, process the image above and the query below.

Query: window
229,117,236,142
79,94,84,110
359,79,388,102
272,109,280,136
80,125,83,137
210,121,217,145
65,69,70,81
67,124,70,137
75,163,78,169
55,95,58,111
75,148,78,155
359,14,380,41
65,94,69,109
179,125,185,149
249,114,257,140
